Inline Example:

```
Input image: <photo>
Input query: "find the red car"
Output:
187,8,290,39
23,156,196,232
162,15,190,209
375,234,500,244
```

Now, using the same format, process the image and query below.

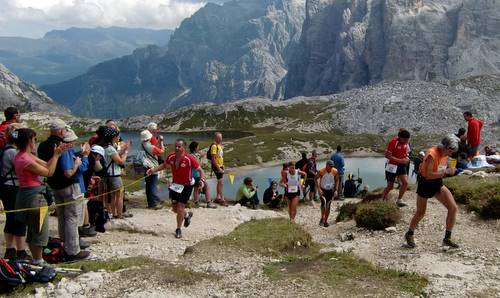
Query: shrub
354,200,401,230
479,194,500,219
336,202,358,222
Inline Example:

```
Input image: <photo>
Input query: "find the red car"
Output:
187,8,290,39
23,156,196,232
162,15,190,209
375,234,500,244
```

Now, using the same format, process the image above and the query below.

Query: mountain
0,27,173,85
43,0,306,118
0,64,68,113
284,0,500,98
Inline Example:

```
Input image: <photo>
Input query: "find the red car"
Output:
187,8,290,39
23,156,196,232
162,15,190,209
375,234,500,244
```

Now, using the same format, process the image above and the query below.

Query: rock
385,227,397,233
339,232,355,242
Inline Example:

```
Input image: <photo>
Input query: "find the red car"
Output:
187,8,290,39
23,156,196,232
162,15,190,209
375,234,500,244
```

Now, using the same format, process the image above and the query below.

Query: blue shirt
64,148,89,193
331,151,345,175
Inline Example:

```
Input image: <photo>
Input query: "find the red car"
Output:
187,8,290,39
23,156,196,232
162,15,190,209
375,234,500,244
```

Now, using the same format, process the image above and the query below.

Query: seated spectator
484,145,498,156
455,152,469,175
343,173,361,198
263,180,283,209
235,177,259,209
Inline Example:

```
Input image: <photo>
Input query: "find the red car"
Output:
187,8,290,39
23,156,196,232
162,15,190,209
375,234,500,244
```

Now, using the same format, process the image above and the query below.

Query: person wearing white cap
147,122,163,147
38,120,90,261
140,129,164,209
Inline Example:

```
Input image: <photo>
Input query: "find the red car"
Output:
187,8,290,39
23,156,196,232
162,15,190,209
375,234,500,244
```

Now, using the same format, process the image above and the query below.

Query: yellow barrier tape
0,175,146,214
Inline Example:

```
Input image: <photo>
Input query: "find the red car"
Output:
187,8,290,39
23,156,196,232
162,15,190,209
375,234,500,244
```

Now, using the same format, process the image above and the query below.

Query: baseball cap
140,130,153,141
63,128,78,142
91,145,105,157
48,119,68,130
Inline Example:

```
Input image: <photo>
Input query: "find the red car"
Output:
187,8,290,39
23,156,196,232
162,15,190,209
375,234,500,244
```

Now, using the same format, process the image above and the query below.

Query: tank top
14,151,42,188
286,171,300,193
420,146,448,179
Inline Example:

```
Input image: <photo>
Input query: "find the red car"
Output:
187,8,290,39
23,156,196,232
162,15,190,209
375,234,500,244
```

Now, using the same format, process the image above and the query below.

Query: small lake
158,157,417,201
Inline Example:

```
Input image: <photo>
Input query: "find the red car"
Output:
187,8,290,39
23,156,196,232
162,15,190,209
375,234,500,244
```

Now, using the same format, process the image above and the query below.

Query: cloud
0,0,210,38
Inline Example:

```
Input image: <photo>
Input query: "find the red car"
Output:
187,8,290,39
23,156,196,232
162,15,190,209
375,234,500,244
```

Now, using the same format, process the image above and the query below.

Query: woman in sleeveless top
405,135,460,249
280,161,306,221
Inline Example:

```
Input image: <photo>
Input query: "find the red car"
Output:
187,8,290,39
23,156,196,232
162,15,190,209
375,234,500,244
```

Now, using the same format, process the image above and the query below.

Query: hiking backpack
42,238,65,264
206,143,216,161
0,258,25,292
0,145,16,188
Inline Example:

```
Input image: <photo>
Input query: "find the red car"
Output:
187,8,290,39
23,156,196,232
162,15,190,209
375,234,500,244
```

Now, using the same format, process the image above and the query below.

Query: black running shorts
385,164,408,182
170,185,194,205
416,178,443,199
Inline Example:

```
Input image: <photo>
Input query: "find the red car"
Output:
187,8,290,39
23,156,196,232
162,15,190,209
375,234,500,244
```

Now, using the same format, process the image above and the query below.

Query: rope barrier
0,175,147,214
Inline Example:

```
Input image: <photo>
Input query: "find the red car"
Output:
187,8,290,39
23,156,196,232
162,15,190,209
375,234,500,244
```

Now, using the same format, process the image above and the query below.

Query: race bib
438,165,447,174
288,185,298,193
169,183,184,193
385,163,398,174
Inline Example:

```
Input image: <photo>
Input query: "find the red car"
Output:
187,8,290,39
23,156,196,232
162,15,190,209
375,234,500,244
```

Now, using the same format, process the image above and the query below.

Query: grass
444,175,500,219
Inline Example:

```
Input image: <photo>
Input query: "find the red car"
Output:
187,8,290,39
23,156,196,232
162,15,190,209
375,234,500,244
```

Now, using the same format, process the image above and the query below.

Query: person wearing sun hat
140,129,164,209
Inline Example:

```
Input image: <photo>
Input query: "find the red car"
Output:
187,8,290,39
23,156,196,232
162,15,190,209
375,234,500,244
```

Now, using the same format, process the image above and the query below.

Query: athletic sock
444,230,452,239
407,229,414,236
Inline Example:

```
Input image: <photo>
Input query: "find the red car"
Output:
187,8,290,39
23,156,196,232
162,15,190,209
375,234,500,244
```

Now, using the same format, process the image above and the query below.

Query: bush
336,202,358,222
354,200,401,230
479,194,500,219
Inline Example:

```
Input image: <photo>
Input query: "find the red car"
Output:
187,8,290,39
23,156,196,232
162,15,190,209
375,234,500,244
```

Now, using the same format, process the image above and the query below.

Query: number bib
385,163,398,174
438,165,447,174
288,185,298,193
169,183,184,193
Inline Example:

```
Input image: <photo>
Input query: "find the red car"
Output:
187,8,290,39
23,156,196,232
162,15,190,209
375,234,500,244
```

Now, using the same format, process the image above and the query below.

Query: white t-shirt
104,145,122,176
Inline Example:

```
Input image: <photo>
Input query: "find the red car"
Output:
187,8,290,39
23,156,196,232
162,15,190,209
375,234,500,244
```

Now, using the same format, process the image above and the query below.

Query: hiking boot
65,250,90,261
79,225,97,237
184,212,193,228
206,202,217,209
323,222,330,228
4,248,16,260
442,238,460,249
405,231,416,248
15,250,33,262
175,228,182,239
396,201,408,208
79,238,90,250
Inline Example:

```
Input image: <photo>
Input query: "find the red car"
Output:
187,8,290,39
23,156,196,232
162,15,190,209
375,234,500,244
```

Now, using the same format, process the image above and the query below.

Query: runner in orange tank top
404,135,461,249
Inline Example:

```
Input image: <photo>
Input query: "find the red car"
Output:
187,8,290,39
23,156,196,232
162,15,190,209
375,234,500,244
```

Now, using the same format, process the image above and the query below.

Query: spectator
0,107,21,148
330,145,345,200
263,180,282,209
463,112,483,158
140,130,164,209
343,173,361,198
412,151,425,181
236,177,259,209
189,141,216,209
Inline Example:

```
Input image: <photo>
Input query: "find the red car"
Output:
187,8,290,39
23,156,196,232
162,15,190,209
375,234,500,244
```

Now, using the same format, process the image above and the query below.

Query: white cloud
0,0,208,38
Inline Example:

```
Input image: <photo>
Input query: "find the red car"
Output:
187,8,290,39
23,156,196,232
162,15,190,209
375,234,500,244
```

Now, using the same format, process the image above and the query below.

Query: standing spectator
140,130,164,209
147,122,162,147
235,177,259,209
210,132,227,206
263,180,282,209
147,139,204,239
189,141,215,208
0,107,21,148
0,123,29,260
38,120,90,261
382,129,411,207
295,152,308,170
13,128,67,265
463,111,483,158
330,145,345,200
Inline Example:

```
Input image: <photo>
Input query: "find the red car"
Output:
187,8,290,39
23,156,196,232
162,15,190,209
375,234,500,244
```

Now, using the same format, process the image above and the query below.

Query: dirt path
297,191,500,297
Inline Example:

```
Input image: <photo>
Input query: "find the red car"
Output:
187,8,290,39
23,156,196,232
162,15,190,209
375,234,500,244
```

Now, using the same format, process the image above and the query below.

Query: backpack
0,145,16,188
88,200,109,233
134,143,157,174
42,238,65,264
206,143,216,161
0,258,25,293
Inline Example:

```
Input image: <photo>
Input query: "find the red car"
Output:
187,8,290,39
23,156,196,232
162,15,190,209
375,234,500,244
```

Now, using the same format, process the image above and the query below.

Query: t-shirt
104,145,122,176
0,120,14,149
166,152,199,185
210,144,224,168
1,147,18,186
467,118,483,146
305,158,317,178
38,135,78,189
317,167,338,190
386,137,410,165
419,146,448,179
235,183,256,200
14,152,42,188
191,152,202,179
331,152,345,175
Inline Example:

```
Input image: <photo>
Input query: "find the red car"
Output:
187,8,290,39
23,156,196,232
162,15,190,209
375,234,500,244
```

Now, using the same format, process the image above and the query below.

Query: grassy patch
444,176,500,219
197,218,319,257
264,252,427,296
354,200,401,230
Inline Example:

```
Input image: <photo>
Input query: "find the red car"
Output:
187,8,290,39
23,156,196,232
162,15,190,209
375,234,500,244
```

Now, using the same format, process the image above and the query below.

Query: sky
0,0,225,38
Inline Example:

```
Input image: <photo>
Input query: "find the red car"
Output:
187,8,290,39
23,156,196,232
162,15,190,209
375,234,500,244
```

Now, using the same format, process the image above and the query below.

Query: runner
314,160,340,227
382,129,411,207
330,145,345,200
147,139,204,238
280,161,306,222
189,141,216,208
304,150,319,207
463,111,483,158
405,135,460,249
209,132,227,206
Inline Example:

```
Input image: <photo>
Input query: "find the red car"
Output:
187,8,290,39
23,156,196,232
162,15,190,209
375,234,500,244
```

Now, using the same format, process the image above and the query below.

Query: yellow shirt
210,143,224,167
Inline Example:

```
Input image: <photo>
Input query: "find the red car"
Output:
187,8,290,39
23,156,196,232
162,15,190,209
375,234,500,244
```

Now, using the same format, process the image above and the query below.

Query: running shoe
323,222,330,227
15,250,32,262
206,202,217,209
175,228,182,239
184,211,193,228
405,231,416,248
319,219,324,226
442,238,460,248
396,201,408,208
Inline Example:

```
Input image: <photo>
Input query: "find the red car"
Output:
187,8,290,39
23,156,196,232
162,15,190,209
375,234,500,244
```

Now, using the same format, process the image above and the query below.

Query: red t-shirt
386,137,410,164
467,118,483,146
166,152,200,185
0,120,14,148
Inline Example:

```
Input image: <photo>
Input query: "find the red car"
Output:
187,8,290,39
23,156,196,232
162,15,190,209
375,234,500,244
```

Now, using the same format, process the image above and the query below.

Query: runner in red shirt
147,139,205,239
463,111,484,158
382,129,411,207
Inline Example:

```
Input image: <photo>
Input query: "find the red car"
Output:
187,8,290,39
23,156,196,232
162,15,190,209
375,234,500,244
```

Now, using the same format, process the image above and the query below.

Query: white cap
91,145,105,157
147,122,158,130
63,128,78,142
140,130,153,141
